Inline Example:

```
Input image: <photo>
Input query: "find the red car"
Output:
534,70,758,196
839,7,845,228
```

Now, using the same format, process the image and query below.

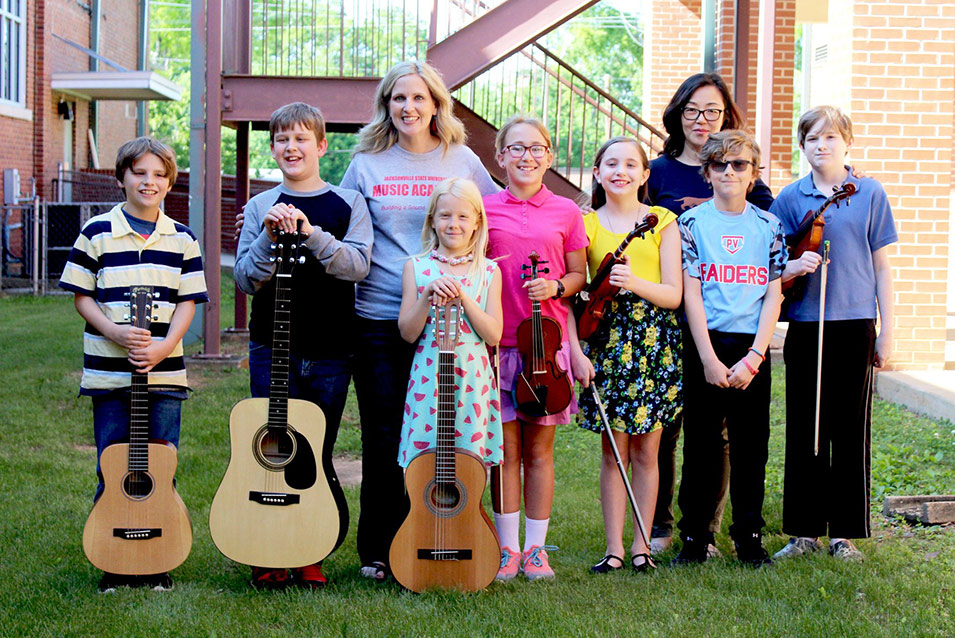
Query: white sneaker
773,536,822,560
649,536,673,555
829,539,863,562
706,543,722,558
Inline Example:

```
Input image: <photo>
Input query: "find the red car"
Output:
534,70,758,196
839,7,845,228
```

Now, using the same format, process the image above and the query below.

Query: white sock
494,511,520,551
524,516,550,552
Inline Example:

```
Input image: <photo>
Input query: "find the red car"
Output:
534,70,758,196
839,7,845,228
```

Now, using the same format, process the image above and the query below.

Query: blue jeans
352,318,415,565
91,389,186,502
248,342,352,547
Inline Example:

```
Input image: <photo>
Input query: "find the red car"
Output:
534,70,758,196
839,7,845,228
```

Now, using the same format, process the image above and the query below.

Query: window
1,0,25,107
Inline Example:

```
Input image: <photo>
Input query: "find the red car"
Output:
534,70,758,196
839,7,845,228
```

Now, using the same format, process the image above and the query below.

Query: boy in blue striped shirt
59,137,208,591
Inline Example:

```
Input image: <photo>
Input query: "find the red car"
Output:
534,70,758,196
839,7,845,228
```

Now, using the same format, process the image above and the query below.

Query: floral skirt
577,294,683,435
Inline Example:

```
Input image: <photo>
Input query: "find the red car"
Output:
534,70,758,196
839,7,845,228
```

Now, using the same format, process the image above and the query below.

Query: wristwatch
552,279,565,300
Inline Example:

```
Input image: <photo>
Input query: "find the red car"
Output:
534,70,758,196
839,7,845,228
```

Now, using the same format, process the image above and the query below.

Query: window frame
0,0,26,109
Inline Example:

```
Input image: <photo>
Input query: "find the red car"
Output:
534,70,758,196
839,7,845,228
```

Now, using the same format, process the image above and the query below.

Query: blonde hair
700,129,762,191
419,178,489,279
115,137,177,187
797,105,854,147
354,60,466,155
269,102,326,144
494,114,553,153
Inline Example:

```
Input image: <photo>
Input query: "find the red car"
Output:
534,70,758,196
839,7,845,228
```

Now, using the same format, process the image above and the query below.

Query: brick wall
96,0,140,166
846,0,954,369
0,0,36,205
643,0,703,135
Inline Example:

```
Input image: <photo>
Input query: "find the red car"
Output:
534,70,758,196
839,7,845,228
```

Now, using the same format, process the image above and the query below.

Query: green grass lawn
2,280,954,637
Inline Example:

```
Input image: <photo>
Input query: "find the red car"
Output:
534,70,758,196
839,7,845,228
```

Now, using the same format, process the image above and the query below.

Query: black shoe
734,533,773,568
98,572,137,593
631,553,656,573
670,536,709,566
590,554,624,574
139,572,174,590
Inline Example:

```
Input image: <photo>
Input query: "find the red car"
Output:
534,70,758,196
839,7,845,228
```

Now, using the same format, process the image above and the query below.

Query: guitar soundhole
122,470,154,500
425,480,466,518
253,426,297,470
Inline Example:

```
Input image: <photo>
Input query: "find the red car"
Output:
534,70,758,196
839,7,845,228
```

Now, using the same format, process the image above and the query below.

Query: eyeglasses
708,159,756,173
682,107,724,122
503,144,550,159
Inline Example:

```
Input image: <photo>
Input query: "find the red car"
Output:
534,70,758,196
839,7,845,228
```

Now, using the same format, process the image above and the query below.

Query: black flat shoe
631,553,656,573
590,554,624,574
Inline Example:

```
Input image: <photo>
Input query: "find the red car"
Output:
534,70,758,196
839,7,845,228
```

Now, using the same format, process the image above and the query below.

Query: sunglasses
503,144,550,159
708,159,756,173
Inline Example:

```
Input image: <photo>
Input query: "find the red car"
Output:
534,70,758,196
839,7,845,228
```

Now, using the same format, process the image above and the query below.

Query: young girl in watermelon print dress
397,178,504,468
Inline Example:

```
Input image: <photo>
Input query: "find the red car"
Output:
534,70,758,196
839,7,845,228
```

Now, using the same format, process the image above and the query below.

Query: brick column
850,0,954,369
643,0,703,134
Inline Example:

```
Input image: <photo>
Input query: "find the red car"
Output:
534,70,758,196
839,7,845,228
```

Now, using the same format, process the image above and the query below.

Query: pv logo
722,235,744,254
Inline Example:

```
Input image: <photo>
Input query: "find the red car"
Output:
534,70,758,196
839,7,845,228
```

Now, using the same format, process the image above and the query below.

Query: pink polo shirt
484,185,589,346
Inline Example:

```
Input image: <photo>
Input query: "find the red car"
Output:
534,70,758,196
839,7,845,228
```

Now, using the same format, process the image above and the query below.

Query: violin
573,212,659,341
514,252,572,417
782,182,855,298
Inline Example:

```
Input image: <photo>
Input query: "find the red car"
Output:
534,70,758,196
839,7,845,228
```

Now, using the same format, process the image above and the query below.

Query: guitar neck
128,370,150,471
436,349,456,483
268,272,292,429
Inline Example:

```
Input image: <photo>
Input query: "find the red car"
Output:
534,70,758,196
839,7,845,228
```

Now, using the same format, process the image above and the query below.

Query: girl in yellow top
568,136,683,573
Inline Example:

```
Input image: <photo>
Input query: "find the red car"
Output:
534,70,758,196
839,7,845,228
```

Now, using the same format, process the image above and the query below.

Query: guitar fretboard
435,348,457,484
128,369,150,471
268,272,292,429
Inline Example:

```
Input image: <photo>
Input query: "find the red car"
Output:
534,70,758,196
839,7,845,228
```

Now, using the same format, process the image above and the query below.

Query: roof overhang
51,71,183,101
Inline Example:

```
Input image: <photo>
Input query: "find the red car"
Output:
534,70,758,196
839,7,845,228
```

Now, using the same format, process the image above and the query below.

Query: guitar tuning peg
153,292,160,298
152,315,159,321
123,291,130,297
270,242,277,251
269,256,276,263
298,256,306,264
277,257,284,263
123,314,130,320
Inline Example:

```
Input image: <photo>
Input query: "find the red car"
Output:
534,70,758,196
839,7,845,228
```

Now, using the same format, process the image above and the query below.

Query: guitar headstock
269,221,306,277
126,285,157,331
520,251,549,280
433,300,462,353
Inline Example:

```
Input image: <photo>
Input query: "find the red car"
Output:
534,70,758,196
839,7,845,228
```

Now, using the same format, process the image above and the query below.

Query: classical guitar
390,301,501,592
574,211,659,341
82,286,193,575
514,252,572,416
782,182,856,298
209,225,342,568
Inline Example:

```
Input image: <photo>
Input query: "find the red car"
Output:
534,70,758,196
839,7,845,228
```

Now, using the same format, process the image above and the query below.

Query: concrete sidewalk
875,370,955,424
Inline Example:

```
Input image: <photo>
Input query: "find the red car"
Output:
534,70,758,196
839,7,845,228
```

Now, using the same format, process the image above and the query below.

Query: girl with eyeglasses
644,73,773,557
483,115,588,581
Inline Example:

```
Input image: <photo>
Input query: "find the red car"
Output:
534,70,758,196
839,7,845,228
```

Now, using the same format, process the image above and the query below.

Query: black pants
782,319,874,539
678,331,770,544
353,318,416,565
653,324,729,539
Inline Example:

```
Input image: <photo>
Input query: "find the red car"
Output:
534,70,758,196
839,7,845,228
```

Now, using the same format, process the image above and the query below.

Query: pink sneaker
496,546,521,581
522,545,557,581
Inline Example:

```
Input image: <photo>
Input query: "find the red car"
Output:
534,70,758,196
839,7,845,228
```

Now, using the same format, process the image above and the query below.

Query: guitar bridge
416,549,473,561
113,528,162,540
249,491,300,506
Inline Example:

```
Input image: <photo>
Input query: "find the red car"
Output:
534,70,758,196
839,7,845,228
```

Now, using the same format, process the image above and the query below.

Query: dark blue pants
91,389,186,501
351,318,415,565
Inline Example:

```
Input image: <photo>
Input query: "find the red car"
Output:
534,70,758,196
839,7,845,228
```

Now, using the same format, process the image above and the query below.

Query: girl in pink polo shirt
484,115,588,581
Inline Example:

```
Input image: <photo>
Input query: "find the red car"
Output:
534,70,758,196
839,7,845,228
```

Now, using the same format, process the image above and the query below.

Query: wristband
742,358,758,375
748,347,765,361
552,279,565,300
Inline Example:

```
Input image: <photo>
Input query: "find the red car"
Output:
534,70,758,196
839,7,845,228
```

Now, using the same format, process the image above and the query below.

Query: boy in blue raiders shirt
770,106,896,563
673,130,786,567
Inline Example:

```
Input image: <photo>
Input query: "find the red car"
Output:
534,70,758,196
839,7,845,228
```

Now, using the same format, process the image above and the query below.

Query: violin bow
589,385,651,547
813,240,831,456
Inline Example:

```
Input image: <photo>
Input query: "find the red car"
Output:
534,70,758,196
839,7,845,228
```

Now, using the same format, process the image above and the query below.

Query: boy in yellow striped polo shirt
59,137,208,592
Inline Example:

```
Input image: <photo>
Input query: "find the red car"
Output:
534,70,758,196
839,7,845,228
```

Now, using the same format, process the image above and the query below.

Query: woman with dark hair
646,72,772,556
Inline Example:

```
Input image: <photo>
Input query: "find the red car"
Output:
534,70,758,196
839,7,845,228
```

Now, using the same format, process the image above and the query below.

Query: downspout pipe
89,0,100,149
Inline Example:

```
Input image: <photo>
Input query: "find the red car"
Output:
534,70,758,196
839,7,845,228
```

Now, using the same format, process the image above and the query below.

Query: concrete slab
333,456,361,487
875,370,955,424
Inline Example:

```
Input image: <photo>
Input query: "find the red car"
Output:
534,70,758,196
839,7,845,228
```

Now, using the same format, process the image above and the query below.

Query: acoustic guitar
390,301,501,592
82,286,193,575
209,226,342,568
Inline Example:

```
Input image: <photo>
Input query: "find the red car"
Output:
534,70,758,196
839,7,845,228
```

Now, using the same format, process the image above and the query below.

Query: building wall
643,0,703,135
836,0,953,370
0,0,37,204
96,0,140,167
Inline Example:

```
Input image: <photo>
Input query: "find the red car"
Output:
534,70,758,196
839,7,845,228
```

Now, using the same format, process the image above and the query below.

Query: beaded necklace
430,249,473,266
